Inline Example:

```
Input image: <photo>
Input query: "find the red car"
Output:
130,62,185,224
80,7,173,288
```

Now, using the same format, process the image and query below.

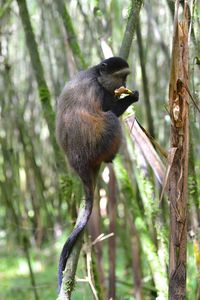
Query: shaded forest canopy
0,0,200,300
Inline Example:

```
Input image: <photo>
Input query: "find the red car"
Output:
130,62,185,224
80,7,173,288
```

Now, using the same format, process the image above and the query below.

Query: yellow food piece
114,86,133,96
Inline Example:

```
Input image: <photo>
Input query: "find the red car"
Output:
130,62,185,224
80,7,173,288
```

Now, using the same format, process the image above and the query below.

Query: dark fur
56,57,139,290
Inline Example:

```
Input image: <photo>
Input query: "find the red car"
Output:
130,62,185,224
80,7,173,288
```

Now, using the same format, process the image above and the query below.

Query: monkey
56,56,139,290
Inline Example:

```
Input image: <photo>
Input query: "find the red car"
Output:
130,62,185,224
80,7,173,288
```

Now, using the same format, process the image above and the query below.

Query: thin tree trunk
108,164,117,300
0,0,13,19
136,19,155,137
55,0,86,70
16,0,65,172
22,236,40,300
128,213,142,300
168,2,189,299
88,188,106,299
119,0,143,60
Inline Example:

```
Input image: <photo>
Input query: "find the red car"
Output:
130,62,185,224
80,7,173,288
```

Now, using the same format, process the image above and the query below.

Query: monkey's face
97,57,131,94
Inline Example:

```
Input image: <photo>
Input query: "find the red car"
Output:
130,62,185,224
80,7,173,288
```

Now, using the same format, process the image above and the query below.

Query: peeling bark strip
168,2,189,300
125,115,165,185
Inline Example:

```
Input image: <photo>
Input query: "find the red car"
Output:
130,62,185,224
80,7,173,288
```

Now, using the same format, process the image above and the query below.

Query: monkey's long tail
58,180,93,291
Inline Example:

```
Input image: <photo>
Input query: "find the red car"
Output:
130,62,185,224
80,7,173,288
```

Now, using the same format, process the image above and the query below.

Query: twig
92,233,114,246
182,80,200,113
86,248,99,300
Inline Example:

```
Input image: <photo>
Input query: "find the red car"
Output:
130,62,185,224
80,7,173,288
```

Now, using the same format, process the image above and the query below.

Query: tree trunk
168,2,189,299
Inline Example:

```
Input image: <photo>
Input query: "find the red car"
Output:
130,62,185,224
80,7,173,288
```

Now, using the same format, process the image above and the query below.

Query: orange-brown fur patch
90,135,121,167
79,110,105,139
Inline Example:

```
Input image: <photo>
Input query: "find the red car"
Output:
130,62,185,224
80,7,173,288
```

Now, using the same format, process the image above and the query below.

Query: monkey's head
97,57,131,93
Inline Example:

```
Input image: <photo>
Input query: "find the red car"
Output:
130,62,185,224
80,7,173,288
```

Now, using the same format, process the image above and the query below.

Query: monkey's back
56,70,122,173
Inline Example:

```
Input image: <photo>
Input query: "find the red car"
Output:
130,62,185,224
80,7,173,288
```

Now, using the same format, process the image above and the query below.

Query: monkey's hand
130,90,139,103
110,89,139,116
115,87,139,104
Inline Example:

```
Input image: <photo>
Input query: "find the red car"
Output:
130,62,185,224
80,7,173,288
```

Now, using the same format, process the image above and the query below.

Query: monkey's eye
101,62,107,69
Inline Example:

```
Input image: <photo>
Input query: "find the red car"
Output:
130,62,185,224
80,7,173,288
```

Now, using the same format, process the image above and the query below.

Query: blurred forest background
0,0,200,299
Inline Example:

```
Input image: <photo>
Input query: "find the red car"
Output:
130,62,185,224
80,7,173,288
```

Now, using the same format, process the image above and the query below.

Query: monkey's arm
110,90,139,117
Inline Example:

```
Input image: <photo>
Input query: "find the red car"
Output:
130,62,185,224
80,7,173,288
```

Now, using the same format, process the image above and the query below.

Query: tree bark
168,2,189,299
